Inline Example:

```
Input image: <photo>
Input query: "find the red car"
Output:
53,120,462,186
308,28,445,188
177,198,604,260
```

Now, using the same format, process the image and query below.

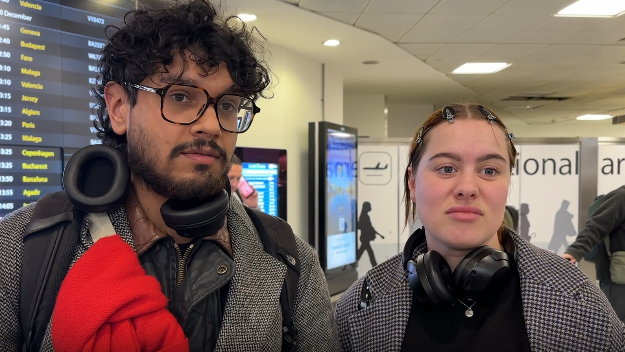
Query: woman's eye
481,167,498,176
439,166,455,174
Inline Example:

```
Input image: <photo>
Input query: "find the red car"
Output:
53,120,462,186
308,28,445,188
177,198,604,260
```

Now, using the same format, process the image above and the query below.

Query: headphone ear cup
161,189,230,238
407,258,430,304
454,246,511,298
408,251,455,305
422,251,455,304
63,145,130,213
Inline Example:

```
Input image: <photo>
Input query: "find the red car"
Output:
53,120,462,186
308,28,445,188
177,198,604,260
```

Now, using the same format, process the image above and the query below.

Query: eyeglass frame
127,82,261,133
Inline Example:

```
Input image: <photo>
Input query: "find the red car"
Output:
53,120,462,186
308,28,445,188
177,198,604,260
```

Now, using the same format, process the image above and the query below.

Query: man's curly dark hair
92,0,270,153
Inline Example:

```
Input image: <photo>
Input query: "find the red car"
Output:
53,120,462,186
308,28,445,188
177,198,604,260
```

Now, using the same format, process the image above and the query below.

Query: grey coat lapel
514,235,612,352
348,240,426,351
215,200,286,352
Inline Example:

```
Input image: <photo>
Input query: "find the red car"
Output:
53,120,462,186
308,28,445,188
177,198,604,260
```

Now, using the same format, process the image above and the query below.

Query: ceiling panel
448,74,484,85
470,14,549,32
364,0,440,14
551,85,600,97
476,44,548,62
519,68,576,81
467,79,517,92
365,28,415,42
275,0,625,124
558,31,625,45
516,45,596,65
560,52,625,69
408,14,487,32
586,15,625,33
397,43,446,60
355,13,423,41
591,63,625,74
431,43,497,59
426,56,477,73
318,12,360,25
298,0,369,13
454,29,523,43
509,30,577,44
499,79,555,92
466,73,533,91
530,17,608,33
568,70,620,81
399,28,467,43
493,0,575,15
429,0,511,15
355,13,423,28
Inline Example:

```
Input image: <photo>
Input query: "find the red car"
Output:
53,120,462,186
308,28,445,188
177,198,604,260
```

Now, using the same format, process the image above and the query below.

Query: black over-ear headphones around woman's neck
402,227,516,305
63,144,230,237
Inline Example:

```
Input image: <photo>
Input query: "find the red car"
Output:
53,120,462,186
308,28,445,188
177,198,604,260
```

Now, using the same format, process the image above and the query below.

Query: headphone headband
403,227,516,305
402,227,517,268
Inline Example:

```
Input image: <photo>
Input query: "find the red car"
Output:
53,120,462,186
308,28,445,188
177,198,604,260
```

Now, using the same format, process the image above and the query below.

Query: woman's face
408,119,511,252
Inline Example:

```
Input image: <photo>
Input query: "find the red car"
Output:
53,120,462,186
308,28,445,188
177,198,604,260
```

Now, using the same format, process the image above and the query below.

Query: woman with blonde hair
335,103,625,351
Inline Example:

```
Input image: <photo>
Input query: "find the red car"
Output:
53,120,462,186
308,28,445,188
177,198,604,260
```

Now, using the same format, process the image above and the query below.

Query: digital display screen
0,144,63,219
325,128,357,270
0,0,133,217
242,162,278,217
0,0,133,149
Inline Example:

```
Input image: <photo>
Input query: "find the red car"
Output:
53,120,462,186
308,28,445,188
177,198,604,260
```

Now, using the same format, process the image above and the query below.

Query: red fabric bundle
51,235,189,352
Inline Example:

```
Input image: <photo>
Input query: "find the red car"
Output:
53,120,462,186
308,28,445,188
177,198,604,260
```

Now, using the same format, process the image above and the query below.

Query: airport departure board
0,145,62,218
0,0,134,147
0,0,135,219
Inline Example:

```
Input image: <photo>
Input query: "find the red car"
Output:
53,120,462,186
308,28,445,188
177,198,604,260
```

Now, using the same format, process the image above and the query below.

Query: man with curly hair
0,1,339,351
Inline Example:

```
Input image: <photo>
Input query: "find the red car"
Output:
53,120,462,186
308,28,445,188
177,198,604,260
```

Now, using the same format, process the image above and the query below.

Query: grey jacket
0,197,340,351
566,185,625,283
335,232,625,352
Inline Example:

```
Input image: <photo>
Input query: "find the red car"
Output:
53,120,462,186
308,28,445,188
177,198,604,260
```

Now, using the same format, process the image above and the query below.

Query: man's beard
126,121,231,202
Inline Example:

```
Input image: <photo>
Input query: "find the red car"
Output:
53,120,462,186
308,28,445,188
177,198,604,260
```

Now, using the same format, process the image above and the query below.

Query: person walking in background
520,203,532,242
357,201,385,267
548,200,576,254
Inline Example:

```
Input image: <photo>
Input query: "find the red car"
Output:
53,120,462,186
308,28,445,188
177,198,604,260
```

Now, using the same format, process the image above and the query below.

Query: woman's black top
401,266,532,352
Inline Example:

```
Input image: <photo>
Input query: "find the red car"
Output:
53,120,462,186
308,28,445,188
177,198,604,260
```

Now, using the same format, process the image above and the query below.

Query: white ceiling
226,0,625,125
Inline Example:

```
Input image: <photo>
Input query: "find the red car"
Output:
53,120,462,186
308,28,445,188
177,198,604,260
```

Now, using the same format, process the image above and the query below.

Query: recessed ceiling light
556,0,625,17
576,114,613,120
451,63,511,74
238,13,257,22
323,39,340,47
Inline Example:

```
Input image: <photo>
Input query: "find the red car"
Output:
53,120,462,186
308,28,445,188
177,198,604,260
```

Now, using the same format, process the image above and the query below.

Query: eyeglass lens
163,85,254,132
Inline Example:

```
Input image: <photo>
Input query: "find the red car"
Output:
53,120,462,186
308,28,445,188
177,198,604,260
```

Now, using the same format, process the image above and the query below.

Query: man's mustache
169,139,228,162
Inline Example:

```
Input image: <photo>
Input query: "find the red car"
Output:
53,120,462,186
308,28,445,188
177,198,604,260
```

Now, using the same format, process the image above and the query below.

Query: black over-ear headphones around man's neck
401,227,516,305
63,144,230,237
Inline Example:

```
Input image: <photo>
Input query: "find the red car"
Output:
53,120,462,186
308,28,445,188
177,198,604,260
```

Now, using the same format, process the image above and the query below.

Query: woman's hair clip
507,132,515,140
477,105,497,124
415,128,423,145
442,106,455,123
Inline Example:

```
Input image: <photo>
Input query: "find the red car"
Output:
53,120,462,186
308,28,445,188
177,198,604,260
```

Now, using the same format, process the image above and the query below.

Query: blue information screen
325,129,357,270
242,162,279,217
